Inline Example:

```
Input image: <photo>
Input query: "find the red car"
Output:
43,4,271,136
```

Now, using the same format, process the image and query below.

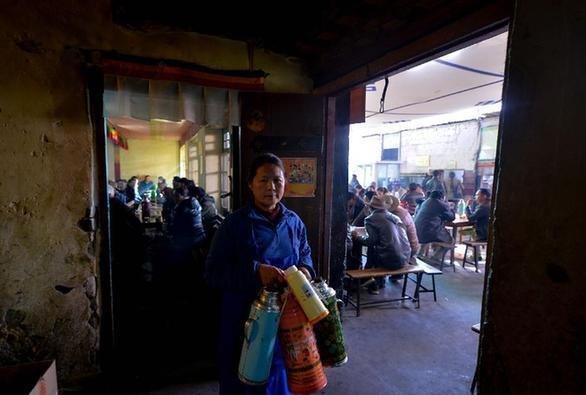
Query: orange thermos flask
279,292,328,394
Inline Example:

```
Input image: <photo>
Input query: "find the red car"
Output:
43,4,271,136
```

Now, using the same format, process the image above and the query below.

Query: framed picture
282,157,317,197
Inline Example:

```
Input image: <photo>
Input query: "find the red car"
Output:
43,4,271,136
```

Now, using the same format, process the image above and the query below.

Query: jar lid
284,265,298,275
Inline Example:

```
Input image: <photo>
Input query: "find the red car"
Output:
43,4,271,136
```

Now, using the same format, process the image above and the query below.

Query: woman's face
249,163,285,212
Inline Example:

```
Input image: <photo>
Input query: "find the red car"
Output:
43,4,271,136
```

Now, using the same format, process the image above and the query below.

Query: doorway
93,63,245,384
339,31,507,394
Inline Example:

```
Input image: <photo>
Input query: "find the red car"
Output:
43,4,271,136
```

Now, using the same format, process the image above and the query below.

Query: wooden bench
405,258,443,302
462,241,487,272
344,264,425,317
418,242,456,272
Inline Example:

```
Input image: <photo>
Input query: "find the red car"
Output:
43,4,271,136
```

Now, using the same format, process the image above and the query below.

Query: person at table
415,190,455,259
424,170,447,195
205,153,315,395
125,176,141,205
352,190,375,227
446,171,464,200
171,185,206,251
390,182,407,199
350,173,360,189
347,188,365,225
352,195,411,294
466,188,491,241
387,195,419,258
138,175,156,196
376,186,389,197
400,183,425,216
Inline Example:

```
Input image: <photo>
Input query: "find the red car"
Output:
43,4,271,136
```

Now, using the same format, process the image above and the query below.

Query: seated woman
466,188,491,241
205,153,314,395
387,195,419,258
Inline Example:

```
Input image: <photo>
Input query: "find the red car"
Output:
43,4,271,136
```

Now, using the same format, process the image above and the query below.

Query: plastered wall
0,1,312,380
119,139,179,183
400,120,481,173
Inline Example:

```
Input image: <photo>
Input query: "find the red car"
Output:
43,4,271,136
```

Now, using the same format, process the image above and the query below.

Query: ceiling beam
314,1,511,96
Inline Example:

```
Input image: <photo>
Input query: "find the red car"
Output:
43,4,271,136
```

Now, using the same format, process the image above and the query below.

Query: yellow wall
120,139,179,182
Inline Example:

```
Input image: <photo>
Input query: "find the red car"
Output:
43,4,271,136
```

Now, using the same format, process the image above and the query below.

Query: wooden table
444,219,474,264
445,219,474,239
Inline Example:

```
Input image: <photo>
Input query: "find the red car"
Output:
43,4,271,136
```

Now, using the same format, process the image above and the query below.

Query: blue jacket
205,202,315,292
205,202,315,395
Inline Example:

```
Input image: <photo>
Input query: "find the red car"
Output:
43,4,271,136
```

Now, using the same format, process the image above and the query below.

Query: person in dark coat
170,186,206,250
205,153,315,395
414,190,455,244
424,170,447,194
466,188,491,241
125,176,141,205
353,195,411,293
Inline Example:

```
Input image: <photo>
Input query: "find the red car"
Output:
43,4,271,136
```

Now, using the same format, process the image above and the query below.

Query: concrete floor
130,257,485,395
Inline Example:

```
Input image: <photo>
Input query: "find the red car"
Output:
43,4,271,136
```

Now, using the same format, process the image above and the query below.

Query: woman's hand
299,267,312,281
258,264,285,287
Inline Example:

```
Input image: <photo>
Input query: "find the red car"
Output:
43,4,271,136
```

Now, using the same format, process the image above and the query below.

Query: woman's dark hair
478,188,491,199
184,179,197,197
364,190,376,201
174,185,189,198
248,153,285,183
408,182,418,191
193,186,206,199
430,190,444,199
432,170,441,177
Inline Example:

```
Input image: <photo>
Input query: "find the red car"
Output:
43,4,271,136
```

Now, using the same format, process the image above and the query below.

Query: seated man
466,188,491,241
400,183,425,215
352,195,411,294
414,190,455,260
138,175,156,196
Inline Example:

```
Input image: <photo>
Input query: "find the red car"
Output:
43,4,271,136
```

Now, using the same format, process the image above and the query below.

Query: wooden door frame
84,52,267,372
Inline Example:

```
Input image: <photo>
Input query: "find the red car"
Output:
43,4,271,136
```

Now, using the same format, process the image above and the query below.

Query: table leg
356,278,361,317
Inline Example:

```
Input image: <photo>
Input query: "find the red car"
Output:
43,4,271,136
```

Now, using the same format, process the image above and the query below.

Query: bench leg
414,272,423,308
401,273,409,297
463,245,469,269
474,246,479,273
432,274,437,302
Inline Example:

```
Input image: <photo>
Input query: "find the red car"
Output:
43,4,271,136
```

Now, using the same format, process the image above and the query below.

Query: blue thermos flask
238,288,282,385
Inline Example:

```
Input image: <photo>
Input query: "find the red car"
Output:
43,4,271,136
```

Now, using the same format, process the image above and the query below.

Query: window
382,133,400,161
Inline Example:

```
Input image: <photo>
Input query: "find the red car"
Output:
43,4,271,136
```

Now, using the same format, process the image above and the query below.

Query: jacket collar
246,201,291,223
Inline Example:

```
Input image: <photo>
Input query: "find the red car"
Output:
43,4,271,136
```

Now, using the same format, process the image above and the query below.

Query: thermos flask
238,288,282,385
279,292,328,394
312,279,348,367
284,265,329,325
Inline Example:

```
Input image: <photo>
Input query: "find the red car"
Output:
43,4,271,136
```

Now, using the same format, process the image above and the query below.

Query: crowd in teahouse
347,172,491,294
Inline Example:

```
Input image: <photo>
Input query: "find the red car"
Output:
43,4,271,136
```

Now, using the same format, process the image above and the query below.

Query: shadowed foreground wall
0,1,311,380
478,0,586,393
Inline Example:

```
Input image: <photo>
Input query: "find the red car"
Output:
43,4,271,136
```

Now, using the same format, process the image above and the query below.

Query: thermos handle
244,318,255,343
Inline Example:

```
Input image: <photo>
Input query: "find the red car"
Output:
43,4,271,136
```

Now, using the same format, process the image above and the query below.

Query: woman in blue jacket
205,153,315,395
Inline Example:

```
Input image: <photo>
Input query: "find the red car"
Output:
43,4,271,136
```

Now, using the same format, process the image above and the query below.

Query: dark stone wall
478,0,586,392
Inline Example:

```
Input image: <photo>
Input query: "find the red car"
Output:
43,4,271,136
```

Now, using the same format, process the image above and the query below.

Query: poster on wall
282,157,317,197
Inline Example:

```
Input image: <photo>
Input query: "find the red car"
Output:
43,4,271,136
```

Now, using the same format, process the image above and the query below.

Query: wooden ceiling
113,0,511,89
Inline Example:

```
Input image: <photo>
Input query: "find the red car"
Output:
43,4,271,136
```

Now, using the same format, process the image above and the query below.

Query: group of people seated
347,174,492,294
108,174,222,253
